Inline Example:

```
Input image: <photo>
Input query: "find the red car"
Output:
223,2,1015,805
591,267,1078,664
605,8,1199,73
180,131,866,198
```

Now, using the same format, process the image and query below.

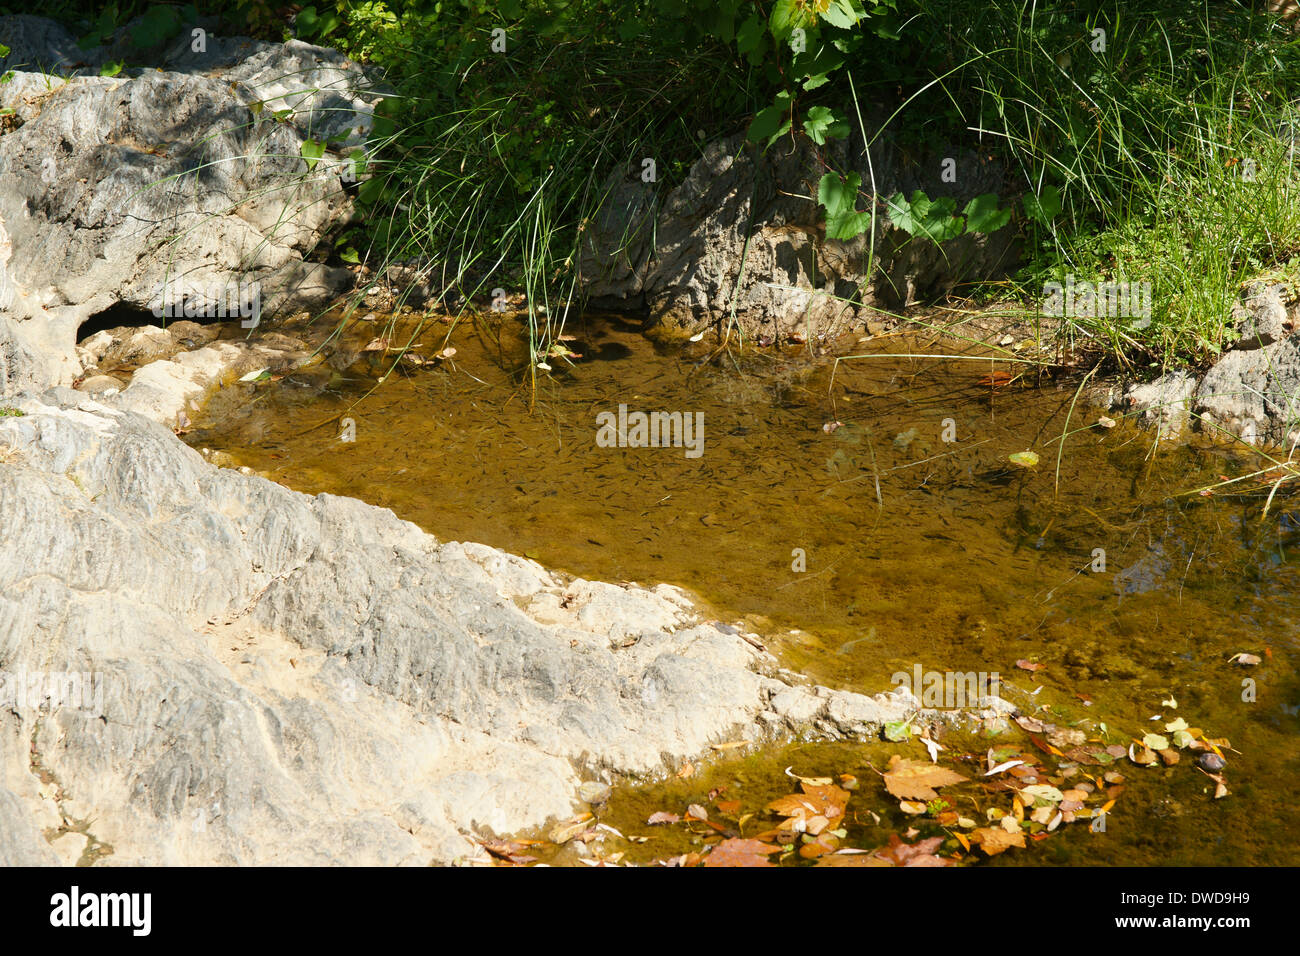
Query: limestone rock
579,129,1018,339
1123,371,1199,439
1228,281,1294,350
0,15,379,397
1195,337,1300,446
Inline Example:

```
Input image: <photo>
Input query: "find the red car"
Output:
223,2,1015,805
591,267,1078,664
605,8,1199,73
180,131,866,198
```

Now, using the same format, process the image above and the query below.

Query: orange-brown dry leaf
817,852,893,867
970,826,1026,856
869,833,954,867
979,371,1015,389
882,755,968,800
767,783,850,825
701,837,782,867
480,841,538,866
798,833,840,859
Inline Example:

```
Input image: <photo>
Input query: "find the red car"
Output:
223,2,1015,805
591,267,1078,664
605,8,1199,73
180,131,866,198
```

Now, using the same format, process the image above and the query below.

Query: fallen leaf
816,851,893,867
1009,451,1040,468
480,840,538,865
883,755,968,800
1016,659,1045,672
702,838,781,867
1198,770,1231,799
1129,742,1157,766
646,811,680,825
1229,652,1262,666
984,758,1026,777
784,767,834,787
868,833,953,867
883,720,912,742
768,783,850,831
978,371,1014,389
1047,727,1086,749
798,834,839,859
1020,784,1065,805
970,826,1026,856
549,812,593,844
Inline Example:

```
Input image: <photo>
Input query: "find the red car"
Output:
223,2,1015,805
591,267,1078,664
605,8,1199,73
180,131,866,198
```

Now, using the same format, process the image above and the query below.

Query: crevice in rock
29,719,114,866
76,301,164,341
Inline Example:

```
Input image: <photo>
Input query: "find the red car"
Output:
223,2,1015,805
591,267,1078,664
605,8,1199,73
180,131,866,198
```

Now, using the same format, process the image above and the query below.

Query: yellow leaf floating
1009,451,1040,468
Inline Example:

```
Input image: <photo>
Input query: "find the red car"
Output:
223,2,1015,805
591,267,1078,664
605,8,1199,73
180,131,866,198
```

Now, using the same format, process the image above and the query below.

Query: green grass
915,0,1300,373
339,2,754,393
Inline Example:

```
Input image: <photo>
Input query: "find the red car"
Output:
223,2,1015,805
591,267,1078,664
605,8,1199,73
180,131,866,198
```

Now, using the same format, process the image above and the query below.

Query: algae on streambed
186,310,1300,865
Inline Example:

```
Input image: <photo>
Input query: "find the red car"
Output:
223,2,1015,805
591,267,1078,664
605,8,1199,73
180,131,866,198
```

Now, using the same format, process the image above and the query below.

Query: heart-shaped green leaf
818,172,872,240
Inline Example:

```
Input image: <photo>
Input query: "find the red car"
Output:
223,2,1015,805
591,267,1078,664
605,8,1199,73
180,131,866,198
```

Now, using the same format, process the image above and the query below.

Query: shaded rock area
71,319,316,427
0,14,379,395
1122,280,1300,446
0,387,951,865
578,130,1019,340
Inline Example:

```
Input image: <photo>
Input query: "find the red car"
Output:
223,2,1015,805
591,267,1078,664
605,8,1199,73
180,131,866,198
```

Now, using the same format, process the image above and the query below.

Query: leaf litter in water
517,688,1241,865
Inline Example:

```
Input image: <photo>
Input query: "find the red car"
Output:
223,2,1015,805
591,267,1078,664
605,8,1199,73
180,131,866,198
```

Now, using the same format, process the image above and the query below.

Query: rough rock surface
1122,280,1300,446
1122,371,1199,439
0,15,378,395
0,389,928,865
1194,338,1300,446
71,320,316,426
1227,281,1294,350
579,130,1018,340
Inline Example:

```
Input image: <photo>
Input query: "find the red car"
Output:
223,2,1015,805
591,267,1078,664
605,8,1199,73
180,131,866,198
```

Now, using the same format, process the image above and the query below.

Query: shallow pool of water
186,312,1300,865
